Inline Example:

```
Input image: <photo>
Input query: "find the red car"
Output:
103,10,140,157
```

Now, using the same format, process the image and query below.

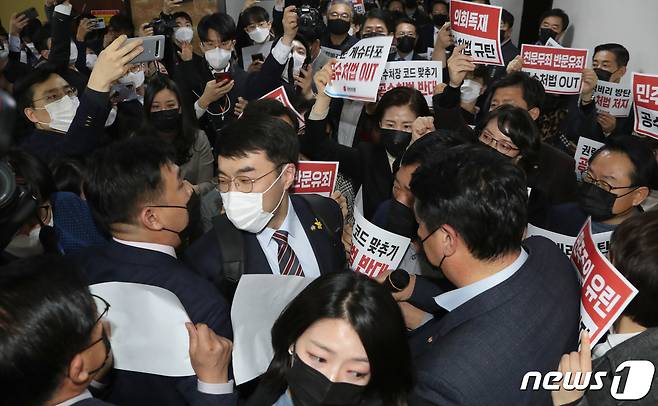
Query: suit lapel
291,196,333,275
243,232,273,274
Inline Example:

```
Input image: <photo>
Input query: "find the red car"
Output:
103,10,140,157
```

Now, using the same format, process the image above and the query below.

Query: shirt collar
113,238,177,259
397,51,413,61
257,197,295,243
592,331,642,359
435,248,528,311
55,390,93,406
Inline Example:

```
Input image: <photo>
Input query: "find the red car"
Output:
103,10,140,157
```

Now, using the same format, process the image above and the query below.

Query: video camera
295,4,325,41
146,17,177,37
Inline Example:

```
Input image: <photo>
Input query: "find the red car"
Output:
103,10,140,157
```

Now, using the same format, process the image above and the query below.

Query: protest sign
259,86,305,128
353,0,365,14
450,0,503,66
570,217,638,346
632,72,658,139
325,36,393,102
526,223,612,257
574,137,604,175
521,44,588,95
378,61,443,105
241,40,272,68
544,37,562,48
321,46,343,60
291,161,339,197
593,81,633,117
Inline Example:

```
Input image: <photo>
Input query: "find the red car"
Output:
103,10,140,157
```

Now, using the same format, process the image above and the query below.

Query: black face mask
286,353,366,406
576,181,638,222
594,68,613,82
327,19,351,36
379,128,412,158
432,13,449,28
151,108,181,132
396,36,416,54
387,198,418,239
538,27,558,44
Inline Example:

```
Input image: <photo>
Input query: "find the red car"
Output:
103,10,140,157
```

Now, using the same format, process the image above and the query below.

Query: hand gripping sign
570,217,638,347
291,161,339,197
378,61,443,106
632,72,658,140
325,36,393,102
521,44,588,95
449,0,504,66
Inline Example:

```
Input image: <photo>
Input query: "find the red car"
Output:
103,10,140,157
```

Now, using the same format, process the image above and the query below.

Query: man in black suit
79,138,235,406
389,17,426,62
415,0,449,58
185,114,346,298
393,145,580,405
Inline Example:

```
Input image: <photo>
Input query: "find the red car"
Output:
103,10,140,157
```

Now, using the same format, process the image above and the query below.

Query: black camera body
147,18,176,37
296,5,325,40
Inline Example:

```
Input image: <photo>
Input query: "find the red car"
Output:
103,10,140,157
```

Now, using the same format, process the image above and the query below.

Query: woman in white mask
281,37,314,100
458,67,487,126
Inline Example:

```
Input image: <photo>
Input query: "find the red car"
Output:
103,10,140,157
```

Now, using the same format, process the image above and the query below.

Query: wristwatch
386,269,410,292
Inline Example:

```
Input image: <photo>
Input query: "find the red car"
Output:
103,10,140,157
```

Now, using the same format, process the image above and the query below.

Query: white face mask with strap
204,47,232,71
35,95,80,133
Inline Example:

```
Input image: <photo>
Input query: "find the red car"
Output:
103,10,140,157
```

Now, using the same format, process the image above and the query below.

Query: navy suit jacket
408,236,581,406
184,194,345,295
75,241,235,406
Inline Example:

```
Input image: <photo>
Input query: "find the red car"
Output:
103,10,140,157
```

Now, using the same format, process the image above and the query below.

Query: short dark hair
394,16,416,33
411,144,527,260
51,158,85,196
590,136,657,188
34,27,51,52
479,105,541,174
219,113,300,167
488,71,546,113
610,211,658,327
260,272,412,406
400,129,470,167
540,8,569,32
172,11,193,25
362,8,393,34
198,12,237,42
14,63,60,111
8,148,55,204
243,99,300,133
84,137,175,228
430,0,449,13
375,86,430,123
240,5,270,26
594,43,630,67
501,9,514,28
108,14,134,36
0,255,97,406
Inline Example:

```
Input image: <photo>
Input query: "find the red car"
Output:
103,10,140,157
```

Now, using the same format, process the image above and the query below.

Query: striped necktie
272,230,304,276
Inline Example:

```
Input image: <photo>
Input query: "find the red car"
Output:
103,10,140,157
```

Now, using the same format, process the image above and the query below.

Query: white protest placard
325,36,393,102
291,161,339,197
570,217,638,347
378,61,442,106
521,44,588,95
353,0,365,14
89,282,194,377
574,137,604,175
593,81,633,117
545,37,562,48
526,223,612,257
450,0,504,66
231,275,315,385
241,40,273,68
259,86,305,129
321,46,343,60
632,72,658,140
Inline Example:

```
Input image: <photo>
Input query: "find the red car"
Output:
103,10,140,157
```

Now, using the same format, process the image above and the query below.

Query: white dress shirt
113,238,177,258
256,197,321,277
435,248,528,311
55,390,93,406
592,331,642,360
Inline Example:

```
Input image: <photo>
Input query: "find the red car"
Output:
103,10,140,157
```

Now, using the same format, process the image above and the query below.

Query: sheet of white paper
231,275,315,385
90,282,194,377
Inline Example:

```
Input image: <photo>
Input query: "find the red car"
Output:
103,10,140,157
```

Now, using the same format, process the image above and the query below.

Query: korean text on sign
349,210,411,279
378,61,443,106
450,0,503,66
259,86,305,129
593,81,633,117
291,161,339,197
525,223,612,257
570,217,638,347
632,72,658,140
325,36,393,102
573,137,604,175
521,44,588,95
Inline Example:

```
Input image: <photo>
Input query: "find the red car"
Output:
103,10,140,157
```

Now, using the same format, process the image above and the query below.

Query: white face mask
37,95,80,133
460,79,482,103
105,106,118,127
174,26,194,43
69,41,78,64
248,26,270,43
282,52,306,81
5,226,44,258
119,70,145,88
220,167,287,233
205,47,232,71
0,43,9,60
85,53,97,69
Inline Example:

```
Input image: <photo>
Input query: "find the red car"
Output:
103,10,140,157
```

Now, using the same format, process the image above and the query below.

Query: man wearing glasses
545,136,656,236
15,35,144,164
320,0,358,58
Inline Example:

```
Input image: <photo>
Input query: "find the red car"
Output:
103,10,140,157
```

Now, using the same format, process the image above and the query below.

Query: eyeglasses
218,164,285,193
329,11,351,21
32,85,78,105
479,131,519,155
246,21,269,32
85,295,112,375
421,226,445,244
581,170,637,193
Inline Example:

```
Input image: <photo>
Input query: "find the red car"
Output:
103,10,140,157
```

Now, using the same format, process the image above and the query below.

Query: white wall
552,0,658,85
226,1,275,22
491,0,524,45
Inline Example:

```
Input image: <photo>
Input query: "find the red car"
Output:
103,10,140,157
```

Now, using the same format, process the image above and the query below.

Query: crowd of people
0,0,657,405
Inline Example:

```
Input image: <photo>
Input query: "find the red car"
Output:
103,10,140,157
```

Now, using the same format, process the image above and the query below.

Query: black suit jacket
408,236,581,405
184,195,345,295
415,24,436,55
75,241,235,406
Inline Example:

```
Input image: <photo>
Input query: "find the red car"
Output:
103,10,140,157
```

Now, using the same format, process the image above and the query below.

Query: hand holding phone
214,72,232,83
